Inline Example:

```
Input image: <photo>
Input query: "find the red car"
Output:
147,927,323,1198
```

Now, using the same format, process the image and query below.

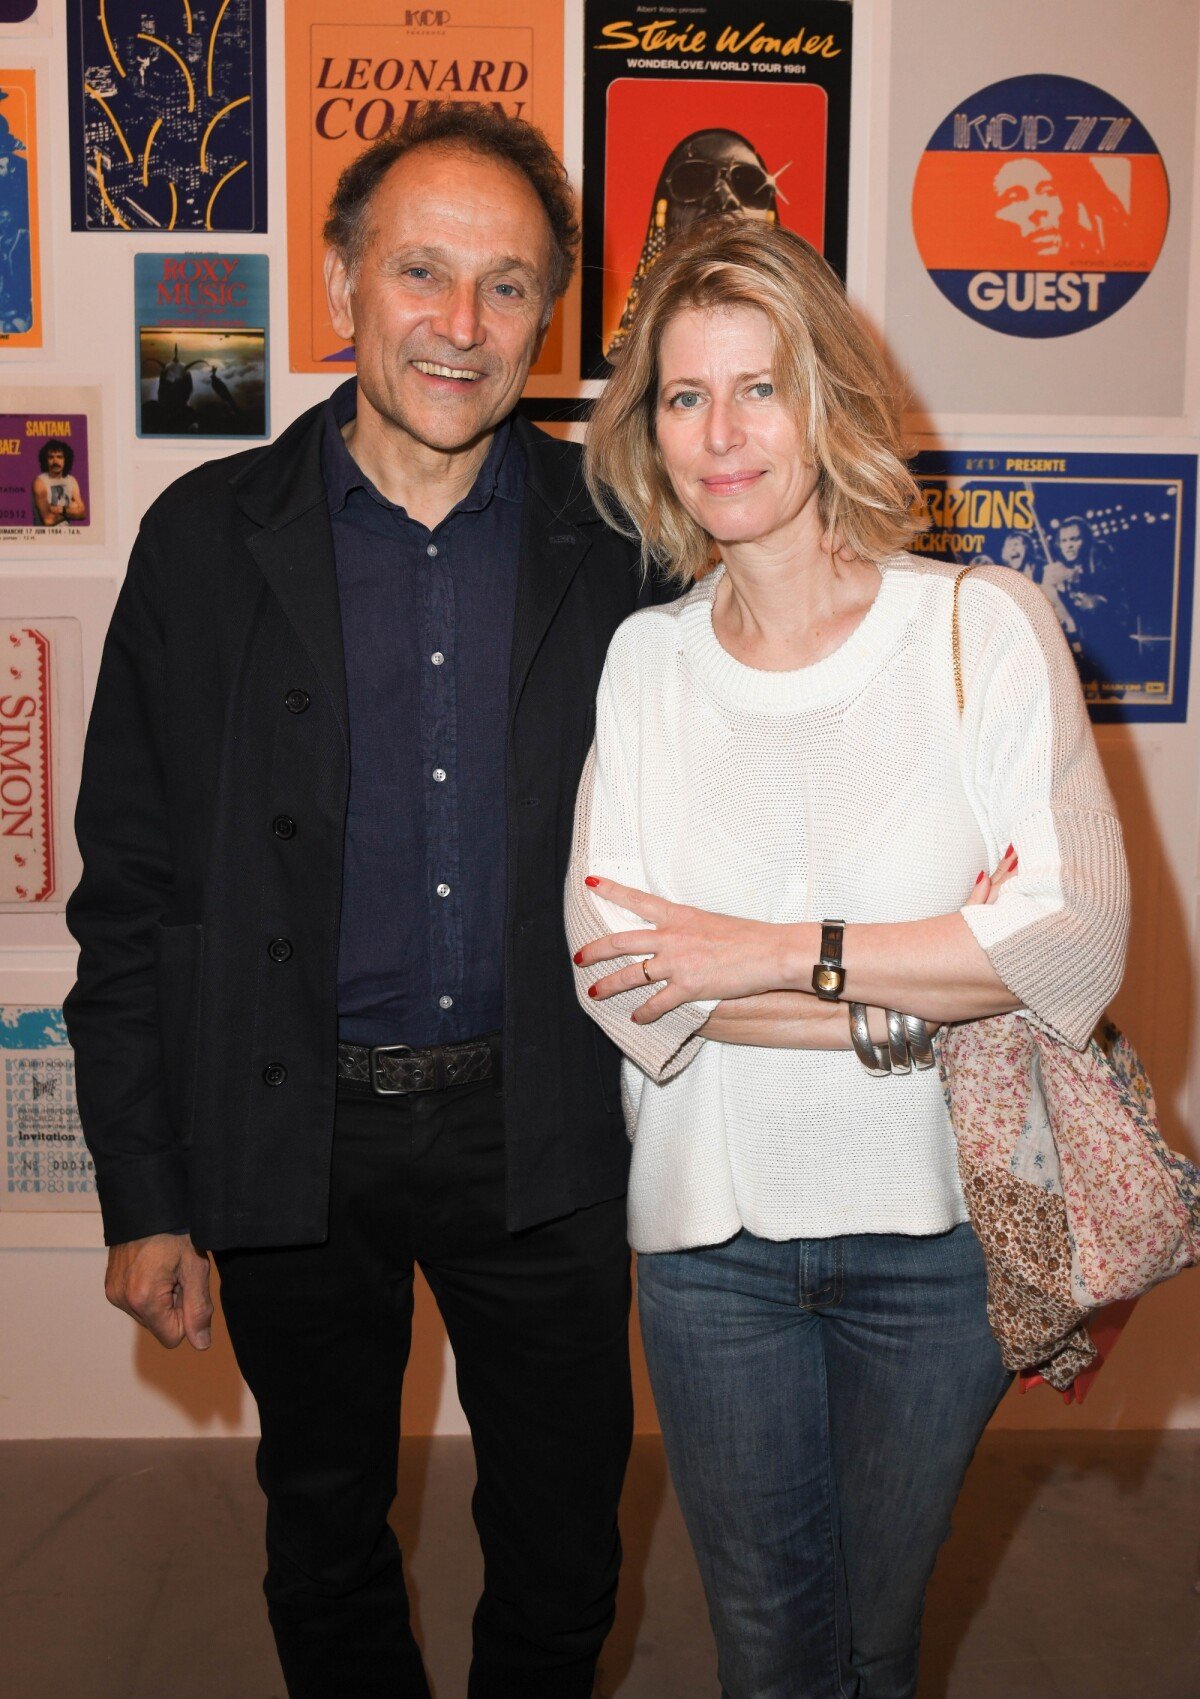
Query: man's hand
104,1232,213,1351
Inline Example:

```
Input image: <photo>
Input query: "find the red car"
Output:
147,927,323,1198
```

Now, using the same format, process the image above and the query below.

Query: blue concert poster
66,0,267,232
912,451,1197,724
134,251,268,437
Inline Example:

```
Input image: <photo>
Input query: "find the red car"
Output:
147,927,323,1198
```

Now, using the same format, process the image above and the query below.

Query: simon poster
581,0,851,375
0,68,41,347
284,0,567,379
66,0,268,232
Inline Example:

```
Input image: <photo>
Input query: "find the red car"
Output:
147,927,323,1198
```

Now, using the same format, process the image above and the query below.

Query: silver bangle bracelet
849,1003,891,1076
849,1006,936,1075
885,1009,912,1075
903,1013,935,1070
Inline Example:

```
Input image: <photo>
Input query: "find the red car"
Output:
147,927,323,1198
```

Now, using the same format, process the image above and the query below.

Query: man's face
1001,533,1028,570
324,145,555,455
1058,523,1084,563
663,131,776,242
44,448,65,476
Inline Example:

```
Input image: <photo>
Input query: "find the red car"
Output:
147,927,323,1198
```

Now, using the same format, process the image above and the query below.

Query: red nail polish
584,876,600,888
587,985,598,998
975,870,984,885
572,951,583,965
1004,843,1014,858
1011,857,1019,871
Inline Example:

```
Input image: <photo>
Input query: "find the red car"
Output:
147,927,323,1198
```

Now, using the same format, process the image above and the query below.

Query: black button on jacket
63,403,660,1250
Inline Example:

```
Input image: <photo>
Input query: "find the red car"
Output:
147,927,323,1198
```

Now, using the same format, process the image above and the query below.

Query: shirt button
432,767,446,783
284,689,310,714
262,1063,287,1087
267,937,293,963
431,651,445,667
427,543,438,557
438,995,454,1010
436,883,450,898
272,815,296,839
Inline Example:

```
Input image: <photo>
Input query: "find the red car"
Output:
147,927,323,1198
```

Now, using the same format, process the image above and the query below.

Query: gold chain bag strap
939,566,1200,1392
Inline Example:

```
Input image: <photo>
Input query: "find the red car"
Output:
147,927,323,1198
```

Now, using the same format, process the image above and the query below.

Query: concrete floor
1,1433,1197,1697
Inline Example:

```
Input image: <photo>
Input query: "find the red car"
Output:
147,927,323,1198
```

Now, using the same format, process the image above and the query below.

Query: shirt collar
322,376,522,520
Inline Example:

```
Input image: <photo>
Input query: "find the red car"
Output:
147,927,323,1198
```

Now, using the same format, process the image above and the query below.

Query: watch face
814,967,841,994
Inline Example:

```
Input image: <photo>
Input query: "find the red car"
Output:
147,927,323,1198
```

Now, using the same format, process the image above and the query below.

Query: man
65,106,654,1699
32,438,86,526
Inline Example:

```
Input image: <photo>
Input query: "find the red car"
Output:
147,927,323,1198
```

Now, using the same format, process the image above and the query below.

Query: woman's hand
966,844,1019,908
575,847,1020,1027
573,875,787,1021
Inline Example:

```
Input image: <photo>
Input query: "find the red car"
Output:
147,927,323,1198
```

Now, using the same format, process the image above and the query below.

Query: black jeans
216,1074,633,1699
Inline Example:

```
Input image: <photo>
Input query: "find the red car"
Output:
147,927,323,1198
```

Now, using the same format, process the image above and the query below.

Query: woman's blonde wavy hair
584,220,924,585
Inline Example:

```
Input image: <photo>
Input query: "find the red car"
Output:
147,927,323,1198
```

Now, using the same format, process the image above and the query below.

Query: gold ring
642,958,654,984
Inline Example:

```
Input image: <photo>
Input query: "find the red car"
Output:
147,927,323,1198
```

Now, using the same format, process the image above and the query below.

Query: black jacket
64,403,653,1249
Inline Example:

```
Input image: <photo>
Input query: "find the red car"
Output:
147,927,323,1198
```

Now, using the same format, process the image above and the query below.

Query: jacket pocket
154,922,204,1148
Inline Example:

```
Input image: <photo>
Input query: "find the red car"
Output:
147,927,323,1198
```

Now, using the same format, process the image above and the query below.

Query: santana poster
2,1008,96,1211
884,0,1197,419
135,251,268,436
581,0,851,374
0,388,105,547
0,619,84,911
0,68,41,347
912,450,1197,723
284,0,567,378
66,0,267,232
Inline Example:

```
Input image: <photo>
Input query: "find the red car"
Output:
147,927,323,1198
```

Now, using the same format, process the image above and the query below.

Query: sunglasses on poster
662,156,793,210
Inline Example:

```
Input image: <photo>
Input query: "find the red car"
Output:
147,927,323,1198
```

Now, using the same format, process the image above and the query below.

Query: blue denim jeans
637,1223,1011,1699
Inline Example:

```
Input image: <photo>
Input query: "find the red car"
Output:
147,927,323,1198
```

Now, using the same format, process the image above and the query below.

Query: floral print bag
939,566,1200,1390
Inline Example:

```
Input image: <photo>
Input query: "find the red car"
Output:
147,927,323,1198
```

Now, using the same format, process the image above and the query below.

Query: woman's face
992,158,1063,256
654,303,818,556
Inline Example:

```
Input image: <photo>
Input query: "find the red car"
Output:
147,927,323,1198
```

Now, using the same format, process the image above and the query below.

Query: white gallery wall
2,0,1200,1438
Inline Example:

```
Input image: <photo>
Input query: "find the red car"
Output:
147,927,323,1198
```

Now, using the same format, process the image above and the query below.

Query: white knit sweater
565,555,1130,1255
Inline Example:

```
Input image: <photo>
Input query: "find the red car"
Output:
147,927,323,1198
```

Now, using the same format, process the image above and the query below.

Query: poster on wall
911,74,1170,341
0,68,41,347
581,0,851,375
284,0,568,380
66,0,268,233
912,450,1197,723
0,618,84,911
883,0,1198,420
2,1008,97,1211
0,387,105,547
135,251,268,437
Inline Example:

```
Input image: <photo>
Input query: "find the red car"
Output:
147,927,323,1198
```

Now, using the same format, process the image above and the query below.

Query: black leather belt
336,1034,500,1098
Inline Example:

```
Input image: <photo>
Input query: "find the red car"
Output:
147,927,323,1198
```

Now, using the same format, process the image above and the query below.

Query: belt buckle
368,1043,414,1096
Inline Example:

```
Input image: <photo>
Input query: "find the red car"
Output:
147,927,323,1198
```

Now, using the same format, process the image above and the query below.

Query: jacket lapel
509,418,596,717
232,404,349,744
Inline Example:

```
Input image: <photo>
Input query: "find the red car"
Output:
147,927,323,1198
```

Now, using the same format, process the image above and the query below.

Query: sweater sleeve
564,648,714,1083
955,564,1129,1048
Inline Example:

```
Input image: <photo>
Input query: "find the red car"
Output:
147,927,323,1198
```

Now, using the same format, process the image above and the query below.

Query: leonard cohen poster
2,1007,96,1210
0,388,105,547
912,451,1197,723
284,0,567,379
581,0,851,375
0,68,41,347
135,251,268,436
66,0,267,232
0,619,84,910
884,0,1198,420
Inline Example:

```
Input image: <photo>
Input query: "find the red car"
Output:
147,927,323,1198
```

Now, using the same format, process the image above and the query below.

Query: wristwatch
811,920,847,1001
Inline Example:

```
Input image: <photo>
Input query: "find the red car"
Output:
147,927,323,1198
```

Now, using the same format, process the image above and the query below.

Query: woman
566,221,1128,1699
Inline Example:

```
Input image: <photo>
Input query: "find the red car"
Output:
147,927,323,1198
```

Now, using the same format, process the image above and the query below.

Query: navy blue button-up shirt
323,378,524,1046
